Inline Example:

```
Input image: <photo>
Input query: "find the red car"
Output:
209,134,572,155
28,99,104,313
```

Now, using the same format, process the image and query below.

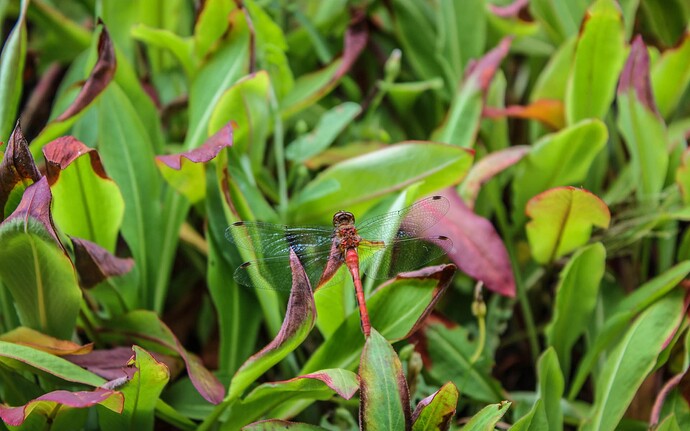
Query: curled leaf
0,123,41,218
0,327,92,356
71,237,134,288
411,382,459,430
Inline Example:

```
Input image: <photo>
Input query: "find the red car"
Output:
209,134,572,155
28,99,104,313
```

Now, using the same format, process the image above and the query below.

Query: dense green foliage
0,0,689,430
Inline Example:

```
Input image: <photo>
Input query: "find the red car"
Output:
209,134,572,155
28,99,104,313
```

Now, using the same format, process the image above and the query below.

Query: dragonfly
225,195,453,337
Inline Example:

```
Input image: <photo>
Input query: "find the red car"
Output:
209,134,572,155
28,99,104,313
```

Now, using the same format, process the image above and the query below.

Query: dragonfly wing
359,236,453,280
225,221,334,258
234,250,336,291
356,195,450,241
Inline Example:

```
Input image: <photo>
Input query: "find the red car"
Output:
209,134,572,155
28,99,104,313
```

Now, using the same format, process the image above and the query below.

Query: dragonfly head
333,211,355,227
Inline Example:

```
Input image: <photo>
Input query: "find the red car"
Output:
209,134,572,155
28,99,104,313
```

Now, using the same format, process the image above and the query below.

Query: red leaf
0,388,123,426
65,346,180,382
0,123,41,218
465,37,512,92
55,23,116,122
428,189,515,297
489,0,529,18
483,99,565,130
618,35,659,116
156,121,234,170
71,237,134,288
43,136,109,185
461,146,530,207
334,8,368,83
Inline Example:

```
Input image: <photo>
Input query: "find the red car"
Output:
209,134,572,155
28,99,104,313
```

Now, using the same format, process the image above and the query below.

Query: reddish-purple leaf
465,37,512,92
156,122,234,170
428,189,515,297
64,346,179,382
335,9,368,82
229,249,317,399
55,23,116,122
483,99,565,130
460,146,530,208
0,123,41,218
489,0,529,18
618,35,659,116
71,237,134,288
0,387,123,426
43,136,109,184
3,177,62,246
650,371,685,426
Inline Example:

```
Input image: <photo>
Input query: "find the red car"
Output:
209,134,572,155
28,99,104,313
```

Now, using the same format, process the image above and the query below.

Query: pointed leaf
194,0,237,60
411,382,459,431
651,31,690,118
64,346,178,382
359,328,411,430
617,35,669,200
460,401,511,431
229,249,316,400
582,289,685,431
459,146,530,207
0,387,123,427
0,123,41,219
98,346,169,431
289,142,473,224
0,0,27,140
0,327,92,356
43,136,125,252
0,178,82,339
545,243,606,373
509,399,548,431
526,187,610,263
565,0,627,123
71,237,134,288
428,189,514,297
536,348,564,431
483,99,565,130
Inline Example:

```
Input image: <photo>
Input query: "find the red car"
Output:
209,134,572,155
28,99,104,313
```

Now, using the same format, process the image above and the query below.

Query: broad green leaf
460,401,511,431
280,60,342,118
565,0,627,124
509,399,548,431
0,0,27,140
131,24,194,78
228,249,316,400
289,142,473,224
617,36,669,201
581,288,685,431
0,387,122,427
0,178,81,339
526,187,610,263
286,102,361,163
432,38,511,148
98,346,170,431
43,137,125,253
651,31,690,119
639,0,689,47
0,340,104,386
391,0,439,85
193,0,236,60
411,382,459,431
656,415,682,431
0,327,91,356
529,0,589,42
422,320,503,403
536,348,563,431
223,369,358,429
512,119,608,224
531,36,576,103
359,328,410,430
545,243,606,373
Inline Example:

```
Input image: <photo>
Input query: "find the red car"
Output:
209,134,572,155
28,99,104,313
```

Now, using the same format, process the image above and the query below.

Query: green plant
0,0,689,430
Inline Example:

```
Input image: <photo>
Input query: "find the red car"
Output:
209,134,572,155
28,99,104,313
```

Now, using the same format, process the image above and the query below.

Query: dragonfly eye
333,211,355,227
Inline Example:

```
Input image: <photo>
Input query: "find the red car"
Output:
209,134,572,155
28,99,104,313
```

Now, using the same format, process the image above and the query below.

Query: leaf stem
470,282,487,363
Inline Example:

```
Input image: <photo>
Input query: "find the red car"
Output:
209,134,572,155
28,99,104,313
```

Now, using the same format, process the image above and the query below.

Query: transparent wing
225,221,334,258
356,196,450,242
359,235,453,280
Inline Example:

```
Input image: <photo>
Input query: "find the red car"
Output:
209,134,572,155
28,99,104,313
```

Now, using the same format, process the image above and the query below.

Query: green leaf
223,369,358,429
98,346,170,431
359,328,410,430
529,0,588,43
617,36,669,200
581,288,685,431
0,0,27,140
656,415,682,431
193,0,236,60
460,401,511,431
512,119,608,224
131,24,194,78
391,0,439,85
286,102,361,163
0,178,81,339
545,243,606,373
280,60,342,118
289,142,473,224
43,137,125,253
411,382,459,431
565,0,627,124
509,399,548,431
0,341,105,387
228,249,317,400
536,348,564,431
243,421,327,430
526,187,610,263
651,31,690,119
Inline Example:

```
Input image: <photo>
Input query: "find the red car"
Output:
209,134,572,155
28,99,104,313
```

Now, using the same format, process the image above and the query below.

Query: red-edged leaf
465,37,512,92
229,248,316,399
64,346,179,382
43,137,108,183
618,35,659,116
0,387,123,426
489,0,529,18
359,328,411,430
71,237,134,288
460,146,530,207
3,176,61,246
0,123,41,218
98,311,225,404
156,122,234,170
411,382,459,430
428,189,515,297
55,22,116,122
483,99,565,130
0,327,92,356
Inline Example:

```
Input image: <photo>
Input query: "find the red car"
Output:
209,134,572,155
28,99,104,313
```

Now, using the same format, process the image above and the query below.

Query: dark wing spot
232,221,245,226
240,261,252,268
432,195,442,201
